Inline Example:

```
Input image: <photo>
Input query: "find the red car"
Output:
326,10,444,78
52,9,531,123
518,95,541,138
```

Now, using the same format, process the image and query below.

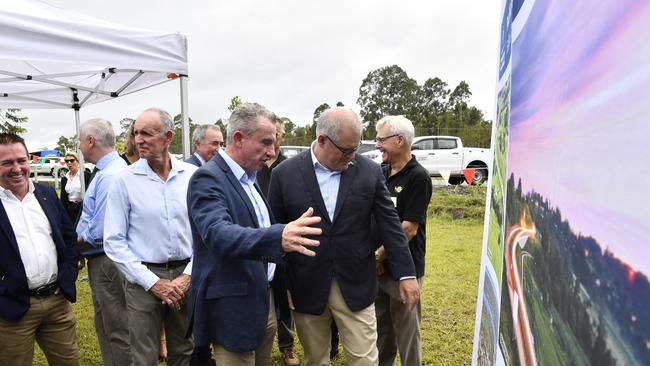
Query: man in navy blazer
185,124,224,167
187,103,321,365
268,107,420,365
0,133,79,365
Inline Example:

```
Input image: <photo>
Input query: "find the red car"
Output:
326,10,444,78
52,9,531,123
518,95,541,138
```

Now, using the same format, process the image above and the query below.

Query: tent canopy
0,0,188,109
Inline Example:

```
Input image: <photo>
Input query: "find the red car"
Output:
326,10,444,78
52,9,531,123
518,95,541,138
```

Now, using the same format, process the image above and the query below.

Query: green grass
35,189,486,365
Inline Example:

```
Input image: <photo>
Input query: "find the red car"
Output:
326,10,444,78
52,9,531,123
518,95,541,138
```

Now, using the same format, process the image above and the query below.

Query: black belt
84,252,105,259
29,282,58,298
142,258,190,269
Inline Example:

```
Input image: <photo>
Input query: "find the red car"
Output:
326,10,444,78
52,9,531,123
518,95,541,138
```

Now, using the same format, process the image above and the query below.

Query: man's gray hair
376,115,415,145
143,108,174,135
192,124,221,147
79,118,116,148
315,107,361,140
227,103,277,144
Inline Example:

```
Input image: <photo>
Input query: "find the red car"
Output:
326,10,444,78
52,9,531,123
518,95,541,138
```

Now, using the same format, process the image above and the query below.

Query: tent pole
74,107,87,197
180,76,190,159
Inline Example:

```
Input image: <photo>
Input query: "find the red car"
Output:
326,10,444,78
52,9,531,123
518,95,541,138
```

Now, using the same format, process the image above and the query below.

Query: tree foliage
0,109,28,134
357,65,491,146
55,135,77,155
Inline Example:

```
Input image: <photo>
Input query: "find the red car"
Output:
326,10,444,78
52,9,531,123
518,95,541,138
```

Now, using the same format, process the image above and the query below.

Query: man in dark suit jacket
268,107,420,366
185,124,224,167
0,133,79,366
187,103,321,365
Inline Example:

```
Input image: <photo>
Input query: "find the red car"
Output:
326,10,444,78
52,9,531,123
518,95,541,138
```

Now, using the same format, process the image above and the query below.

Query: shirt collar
0,180,35,200
95,151,120,170
194,152,206,165
219,149,256,183
133,153,186,179
310,140,336,173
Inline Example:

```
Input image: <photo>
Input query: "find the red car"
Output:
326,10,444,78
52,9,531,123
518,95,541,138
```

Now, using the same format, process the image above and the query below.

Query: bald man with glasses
268,107,419,366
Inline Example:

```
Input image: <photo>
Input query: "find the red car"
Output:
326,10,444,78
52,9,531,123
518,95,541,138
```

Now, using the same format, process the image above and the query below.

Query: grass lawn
35,186,486,365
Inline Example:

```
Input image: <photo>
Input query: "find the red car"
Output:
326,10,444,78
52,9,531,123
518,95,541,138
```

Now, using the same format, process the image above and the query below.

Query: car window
413,139,434,150
435,138,457,149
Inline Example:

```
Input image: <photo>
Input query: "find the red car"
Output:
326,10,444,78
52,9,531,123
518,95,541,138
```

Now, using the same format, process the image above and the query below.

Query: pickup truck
362,135,490,185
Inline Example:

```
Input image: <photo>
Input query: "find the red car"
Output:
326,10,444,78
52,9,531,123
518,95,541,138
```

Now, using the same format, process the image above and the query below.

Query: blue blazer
184,154,202,167
268,151,416,315
187,153,285,352
0,183,78,322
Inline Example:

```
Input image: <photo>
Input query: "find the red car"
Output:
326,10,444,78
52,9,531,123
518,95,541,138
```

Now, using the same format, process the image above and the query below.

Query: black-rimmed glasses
64,159,76,163
374,134,400,144
325,135,359,155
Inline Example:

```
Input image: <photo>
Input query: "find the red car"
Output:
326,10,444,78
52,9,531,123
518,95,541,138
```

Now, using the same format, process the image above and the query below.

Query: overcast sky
21,0,500,150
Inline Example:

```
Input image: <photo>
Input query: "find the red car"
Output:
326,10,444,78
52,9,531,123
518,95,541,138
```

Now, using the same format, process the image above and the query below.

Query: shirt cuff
399,276,416,281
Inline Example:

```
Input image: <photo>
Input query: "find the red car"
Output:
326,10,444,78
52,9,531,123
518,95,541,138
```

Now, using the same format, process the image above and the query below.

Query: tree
117,117,135,142
215,118,228,142
169,114,195,154
419,77,450,120
56,135,77,155
357,65,420,124
313,103,330,123
228,96,243,113
448,80,472,110
0,109,28,134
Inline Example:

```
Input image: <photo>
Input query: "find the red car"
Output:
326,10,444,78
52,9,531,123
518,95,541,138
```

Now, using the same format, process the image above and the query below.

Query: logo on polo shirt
395,186,403,193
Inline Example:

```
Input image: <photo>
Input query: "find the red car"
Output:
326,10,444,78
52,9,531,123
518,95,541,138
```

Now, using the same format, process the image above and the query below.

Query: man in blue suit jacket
0,133,79,366
185,124,224,167
187,103,321,365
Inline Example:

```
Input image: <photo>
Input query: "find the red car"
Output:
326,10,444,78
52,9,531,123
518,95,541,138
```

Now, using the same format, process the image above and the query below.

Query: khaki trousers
87,254,132,366
376,276,424,366
126,265,194,366
213,290,277,366
0,293,78,366
293,279,379,366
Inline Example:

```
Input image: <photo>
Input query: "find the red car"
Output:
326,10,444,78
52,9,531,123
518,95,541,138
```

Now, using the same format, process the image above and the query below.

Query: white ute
362,135,490,185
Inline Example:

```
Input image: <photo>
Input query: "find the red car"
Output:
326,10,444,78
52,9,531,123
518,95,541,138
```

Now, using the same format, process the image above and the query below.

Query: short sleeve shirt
382,155,432,277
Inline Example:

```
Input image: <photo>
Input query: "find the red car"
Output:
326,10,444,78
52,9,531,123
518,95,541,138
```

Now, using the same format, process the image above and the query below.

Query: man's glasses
325,135,359,155
374,134,400,144
64,159,76,163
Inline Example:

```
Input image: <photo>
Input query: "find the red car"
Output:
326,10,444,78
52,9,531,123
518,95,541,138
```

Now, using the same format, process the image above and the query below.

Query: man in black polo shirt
373,115,432,366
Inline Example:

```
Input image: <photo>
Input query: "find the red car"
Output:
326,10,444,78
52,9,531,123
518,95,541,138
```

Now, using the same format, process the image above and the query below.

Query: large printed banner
472,0,650,365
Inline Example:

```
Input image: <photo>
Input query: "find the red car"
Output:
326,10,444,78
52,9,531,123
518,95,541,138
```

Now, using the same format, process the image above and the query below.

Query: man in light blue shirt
76,118,130,366
104,108,196,366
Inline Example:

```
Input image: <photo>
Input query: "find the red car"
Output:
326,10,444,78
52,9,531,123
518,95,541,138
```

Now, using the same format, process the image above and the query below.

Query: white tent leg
180,76,190,159
75,108,87,197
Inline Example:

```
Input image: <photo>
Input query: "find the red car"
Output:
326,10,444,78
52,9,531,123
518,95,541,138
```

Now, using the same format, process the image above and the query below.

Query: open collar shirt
219,149,275,281
0,181,57,289
103,155,197,290
310,141,342,222
76,151,127,256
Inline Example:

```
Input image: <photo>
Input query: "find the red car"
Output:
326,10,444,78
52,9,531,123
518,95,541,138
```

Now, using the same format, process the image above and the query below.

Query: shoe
282,348,300,366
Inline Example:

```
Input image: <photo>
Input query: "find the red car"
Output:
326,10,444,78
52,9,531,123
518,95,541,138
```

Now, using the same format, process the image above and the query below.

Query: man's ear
231,131,244,146
165,130,174,143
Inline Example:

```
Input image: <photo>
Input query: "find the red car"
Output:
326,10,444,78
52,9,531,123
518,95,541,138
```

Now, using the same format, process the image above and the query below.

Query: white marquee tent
0,0,191,184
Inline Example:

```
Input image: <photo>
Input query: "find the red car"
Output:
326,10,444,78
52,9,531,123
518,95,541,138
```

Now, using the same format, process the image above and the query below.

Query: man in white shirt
0,133,79,366
104,108,197,366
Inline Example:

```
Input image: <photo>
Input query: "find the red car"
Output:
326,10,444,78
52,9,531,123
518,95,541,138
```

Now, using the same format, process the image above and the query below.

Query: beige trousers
0,293,78,366
293,279,379,366
213,291,277,366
